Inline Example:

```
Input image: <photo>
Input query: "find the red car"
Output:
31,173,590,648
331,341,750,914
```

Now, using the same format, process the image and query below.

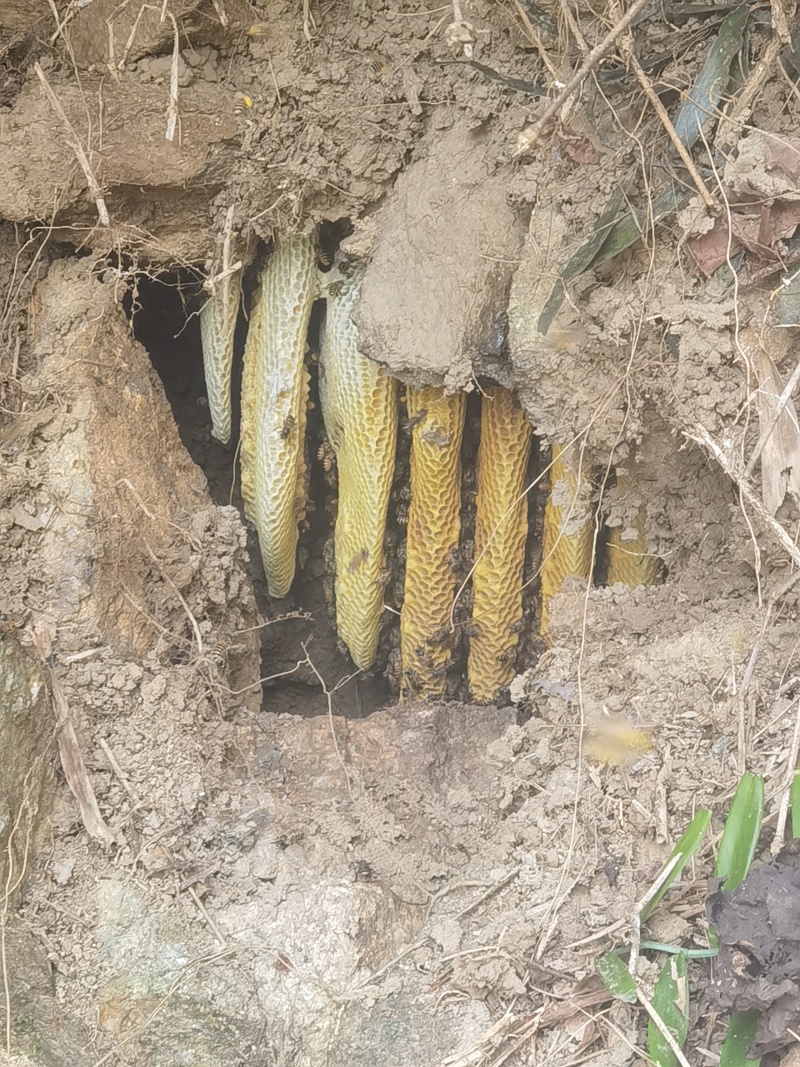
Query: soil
2,2,800,1066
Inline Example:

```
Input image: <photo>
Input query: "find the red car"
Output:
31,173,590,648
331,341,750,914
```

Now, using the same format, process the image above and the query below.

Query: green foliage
719,1010,761,1067
595,774,769,1064
640,808,711,921
715,773,763,891
596,951,638,1003
648,952,689,1067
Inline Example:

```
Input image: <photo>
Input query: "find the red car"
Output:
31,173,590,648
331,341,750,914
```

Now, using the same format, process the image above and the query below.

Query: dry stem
513,0,651,157
34,62,110,227
688,424,800,570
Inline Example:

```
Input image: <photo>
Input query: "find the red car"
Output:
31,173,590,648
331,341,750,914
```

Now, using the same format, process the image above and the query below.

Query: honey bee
402,668,423,693
326,279,344,298
317,440,335,471
314,226,336,271
274,952,294,974
427,627,453,647
280,415,296,439
403,408,427,433
348,548,369,573
366,54,389,76
385,647,402,683
354,860,376,882
421,427,451,448
233,91,253,116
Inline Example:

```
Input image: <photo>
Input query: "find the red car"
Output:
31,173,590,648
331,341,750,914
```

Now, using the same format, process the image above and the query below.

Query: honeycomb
540,442,595,637
319,264,398,669
607,471,663,588
467,386,533,702
199,274,239,444
240,235,317,598
400,386,466,697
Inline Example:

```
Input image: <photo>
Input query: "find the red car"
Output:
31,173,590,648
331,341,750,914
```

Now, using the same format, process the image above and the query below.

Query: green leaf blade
719,1009,761,1067
791,772,800,839
648,951,690,1067
715,773,763,891
641,808,712,921
597,951,637,1003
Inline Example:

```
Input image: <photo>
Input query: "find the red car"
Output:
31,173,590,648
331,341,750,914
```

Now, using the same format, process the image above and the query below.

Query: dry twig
623,47,715,208
51,672,115,845
513,0,651,157
715,29,790,154
687,424,800,570
34,62,110,227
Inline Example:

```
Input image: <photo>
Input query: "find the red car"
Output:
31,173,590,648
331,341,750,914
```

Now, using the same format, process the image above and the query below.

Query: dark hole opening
123,264,392,719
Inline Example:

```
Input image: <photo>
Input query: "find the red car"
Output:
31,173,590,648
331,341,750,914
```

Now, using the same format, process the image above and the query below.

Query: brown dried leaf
753,349,800,516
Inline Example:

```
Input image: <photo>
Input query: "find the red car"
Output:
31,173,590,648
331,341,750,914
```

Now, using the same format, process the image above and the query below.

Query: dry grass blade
50,672,115,846
165,11,180,141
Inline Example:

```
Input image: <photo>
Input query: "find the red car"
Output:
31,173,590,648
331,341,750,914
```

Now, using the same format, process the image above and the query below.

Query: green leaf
589,184,688,272
537,187,627,334
597,951,637,1003
715,773,763,891
640,808,712,921
672,3,749,148
648,952,690,1067
719,1009,761,1067
791,772,800,839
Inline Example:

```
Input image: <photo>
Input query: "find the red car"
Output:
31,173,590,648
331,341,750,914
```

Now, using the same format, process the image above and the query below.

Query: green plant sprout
597,771,775,1067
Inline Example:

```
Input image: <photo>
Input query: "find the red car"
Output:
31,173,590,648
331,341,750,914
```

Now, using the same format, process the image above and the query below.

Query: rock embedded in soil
354,125,527,391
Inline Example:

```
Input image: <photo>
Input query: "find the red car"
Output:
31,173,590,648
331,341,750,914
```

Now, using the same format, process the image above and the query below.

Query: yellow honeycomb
607,471,663,588
240,235,317,598
540,442,595,638
468,386,532,703
199,274,239,444
319,264,398,669
400,386,466,697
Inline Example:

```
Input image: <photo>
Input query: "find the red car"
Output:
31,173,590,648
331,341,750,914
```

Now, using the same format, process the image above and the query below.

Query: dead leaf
562,136,601,165
708,842,800,1054
0,406,56,447
753,348,800,515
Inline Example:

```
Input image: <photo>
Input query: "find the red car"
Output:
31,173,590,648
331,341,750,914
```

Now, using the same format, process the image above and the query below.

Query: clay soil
2,2,800,1066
